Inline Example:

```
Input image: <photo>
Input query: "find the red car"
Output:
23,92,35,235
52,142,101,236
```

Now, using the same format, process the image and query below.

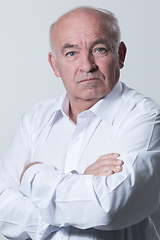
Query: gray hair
49,23,56,57
49,6,121,56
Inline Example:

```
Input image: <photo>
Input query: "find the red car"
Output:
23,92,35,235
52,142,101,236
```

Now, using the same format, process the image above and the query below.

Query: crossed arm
20,153,123,182
18,110,160,235
1,104,160,239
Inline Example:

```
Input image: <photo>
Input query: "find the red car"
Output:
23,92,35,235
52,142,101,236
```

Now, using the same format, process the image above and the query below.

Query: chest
32,115,115,174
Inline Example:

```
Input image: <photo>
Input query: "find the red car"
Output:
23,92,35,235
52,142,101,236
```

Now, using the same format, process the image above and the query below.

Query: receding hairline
49,6,121,55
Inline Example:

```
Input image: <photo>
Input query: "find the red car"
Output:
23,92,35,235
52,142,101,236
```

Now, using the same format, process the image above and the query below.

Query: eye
66,51,76,57
96,48,107,54
97,48,105,52
92,46,108,57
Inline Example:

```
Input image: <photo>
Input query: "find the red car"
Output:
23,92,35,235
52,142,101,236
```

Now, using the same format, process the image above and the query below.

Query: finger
96,164,123,175
110,153,120,158
84,156,123,176
84,162,123,176
116,159,124,166
113,165,123,173
92,159,124,175
95,170,114,177
97,158,123,168
99,153,120,160
86,159,123,176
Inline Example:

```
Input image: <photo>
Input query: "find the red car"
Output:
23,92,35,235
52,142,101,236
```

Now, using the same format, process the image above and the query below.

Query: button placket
64,117,88,173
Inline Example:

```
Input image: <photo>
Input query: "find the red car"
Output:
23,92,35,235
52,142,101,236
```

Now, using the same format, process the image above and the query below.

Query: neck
69,98,100,124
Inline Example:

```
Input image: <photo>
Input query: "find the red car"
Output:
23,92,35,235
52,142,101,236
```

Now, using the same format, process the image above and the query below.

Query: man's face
49,11,126,106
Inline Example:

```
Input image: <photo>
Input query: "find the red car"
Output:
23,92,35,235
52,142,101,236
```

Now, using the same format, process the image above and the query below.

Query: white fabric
0,81,160,240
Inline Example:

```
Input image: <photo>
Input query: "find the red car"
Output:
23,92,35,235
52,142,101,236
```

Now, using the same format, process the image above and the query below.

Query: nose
79,53,97,73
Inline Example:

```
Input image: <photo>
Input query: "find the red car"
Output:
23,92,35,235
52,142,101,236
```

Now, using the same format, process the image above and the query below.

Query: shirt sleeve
20,109,160,231
0,116,57,239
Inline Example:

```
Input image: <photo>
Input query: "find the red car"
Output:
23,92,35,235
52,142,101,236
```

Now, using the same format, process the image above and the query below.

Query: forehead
52,10,109,49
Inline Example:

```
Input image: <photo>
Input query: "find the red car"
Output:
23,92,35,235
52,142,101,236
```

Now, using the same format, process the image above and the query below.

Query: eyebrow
61,38,111,54
91,38,111,49
61,44,80,54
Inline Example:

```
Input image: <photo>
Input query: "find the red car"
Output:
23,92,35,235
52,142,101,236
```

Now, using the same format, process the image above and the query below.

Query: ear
48,52,61,77
118,42,127,69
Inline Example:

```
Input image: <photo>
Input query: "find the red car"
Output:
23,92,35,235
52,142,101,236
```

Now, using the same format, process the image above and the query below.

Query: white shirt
0,81,160,240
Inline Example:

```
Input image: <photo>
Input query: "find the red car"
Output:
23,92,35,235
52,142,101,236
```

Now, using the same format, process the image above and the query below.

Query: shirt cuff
20,164,55,198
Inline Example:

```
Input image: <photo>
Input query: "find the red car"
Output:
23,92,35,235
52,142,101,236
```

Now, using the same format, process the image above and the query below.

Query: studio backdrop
0,0,160,239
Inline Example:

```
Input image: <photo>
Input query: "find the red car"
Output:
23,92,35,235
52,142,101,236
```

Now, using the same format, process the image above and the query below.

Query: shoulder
113,83,160,132
25,97,60,118
24,91,66,117
20,93,65,132
121,82,160,115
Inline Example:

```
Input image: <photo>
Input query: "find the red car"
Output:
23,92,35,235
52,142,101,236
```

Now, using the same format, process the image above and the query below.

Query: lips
78,78,100,83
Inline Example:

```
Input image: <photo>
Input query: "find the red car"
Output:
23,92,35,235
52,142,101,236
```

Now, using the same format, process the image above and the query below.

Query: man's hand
20,161,42,183
20,153,123,182
84,153,123,177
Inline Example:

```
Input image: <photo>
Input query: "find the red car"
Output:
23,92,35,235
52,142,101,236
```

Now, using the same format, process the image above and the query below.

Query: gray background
0,0,160,239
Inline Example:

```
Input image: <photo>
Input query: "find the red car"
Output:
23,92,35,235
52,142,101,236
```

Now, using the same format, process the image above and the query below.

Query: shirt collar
90,81,123,125
53,81,123,125
52,92,69,116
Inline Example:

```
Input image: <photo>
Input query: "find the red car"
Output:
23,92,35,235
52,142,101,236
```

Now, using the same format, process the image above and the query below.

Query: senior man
0,6,160,240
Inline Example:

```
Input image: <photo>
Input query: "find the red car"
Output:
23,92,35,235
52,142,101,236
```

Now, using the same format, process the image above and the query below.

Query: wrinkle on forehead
51,9,109,51
50,7,119,56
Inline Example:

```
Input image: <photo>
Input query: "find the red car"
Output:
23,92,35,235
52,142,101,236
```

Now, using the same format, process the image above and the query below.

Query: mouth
78,78,100,83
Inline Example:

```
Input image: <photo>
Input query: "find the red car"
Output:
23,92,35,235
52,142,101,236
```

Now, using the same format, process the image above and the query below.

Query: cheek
60,70,76,93
99,59,120,89
106,58,119,77
100,61,115,79
57,61,76,79
97,56,114,72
